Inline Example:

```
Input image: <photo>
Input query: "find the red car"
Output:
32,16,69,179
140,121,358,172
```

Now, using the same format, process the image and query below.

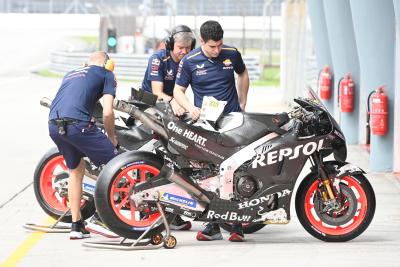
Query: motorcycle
34,95,156,223
95,88,375,242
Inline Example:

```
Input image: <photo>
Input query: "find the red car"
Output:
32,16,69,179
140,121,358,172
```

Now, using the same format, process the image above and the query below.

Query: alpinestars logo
251,139,324,168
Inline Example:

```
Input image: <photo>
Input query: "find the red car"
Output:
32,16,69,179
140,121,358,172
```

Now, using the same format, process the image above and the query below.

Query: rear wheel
95,151,174,240
33,147,95,222
296,170,375,242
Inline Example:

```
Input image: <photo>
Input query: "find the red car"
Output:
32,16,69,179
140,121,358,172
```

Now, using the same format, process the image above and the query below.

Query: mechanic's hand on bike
170,98,186,117
188,106,201,121
110,135,118,147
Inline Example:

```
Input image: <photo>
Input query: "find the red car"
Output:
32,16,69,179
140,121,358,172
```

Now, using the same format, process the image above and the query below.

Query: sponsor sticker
83,183,95,194
195,63,207,76
252,139,324,168
222,58,233,70
176,61,183,79
206,210,251,222
223,59,232,66
164,69,174,80
169,137,189,150
152,58,160,66
150,57,160,74
160,192,197,208
238,189,292,209
167,121,208,146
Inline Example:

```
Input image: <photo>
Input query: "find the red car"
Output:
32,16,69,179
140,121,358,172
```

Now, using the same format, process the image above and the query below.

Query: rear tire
33,147,95,223
296,169,375,242
95,151,174,240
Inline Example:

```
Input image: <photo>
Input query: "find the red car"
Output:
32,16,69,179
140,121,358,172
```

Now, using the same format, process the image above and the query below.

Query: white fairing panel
218,112,244,133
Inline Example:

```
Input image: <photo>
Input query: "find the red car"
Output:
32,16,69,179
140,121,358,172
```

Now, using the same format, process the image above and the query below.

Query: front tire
296,170,375,242
95,151,174,240
33,147,95,222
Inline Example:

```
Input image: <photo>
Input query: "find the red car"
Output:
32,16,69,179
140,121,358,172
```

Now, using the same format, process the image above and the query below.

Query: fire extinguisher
368,86,388,136
338,73,354,112
318,65,332,100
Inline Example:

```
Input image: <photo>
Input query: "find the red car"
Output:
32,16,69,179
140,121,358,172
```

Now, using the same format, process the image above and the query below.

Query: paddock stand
23,208,71,233
82,202,177,250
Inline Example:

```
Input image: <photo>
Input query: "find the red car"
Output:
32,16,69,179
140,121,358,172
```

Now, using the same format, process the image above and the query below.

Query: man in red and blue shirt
173,20,250,241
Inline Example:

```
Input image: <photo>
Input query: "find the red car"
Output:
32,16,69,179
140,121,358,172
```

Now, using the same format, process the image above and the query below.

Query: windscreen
306,86,328,111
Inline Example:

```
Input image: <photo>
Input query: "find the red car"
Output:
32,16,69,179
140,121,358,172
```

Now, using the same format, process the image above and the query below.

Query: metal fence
49,51,261,80
0,0,283,16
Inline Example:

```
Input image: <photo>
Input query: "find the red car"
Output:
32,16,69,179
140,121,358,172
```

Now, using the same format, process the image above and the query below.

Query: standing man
48,51,118,239
173,20,250,242
141,25,196,231
141,25,196,116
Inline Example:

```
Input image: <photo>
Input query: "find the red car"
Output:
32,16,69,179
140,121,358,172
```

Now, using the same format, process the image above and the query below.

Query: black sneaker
196,223,223,241
228,223,245,242
70,220,90,240
170,215,192,230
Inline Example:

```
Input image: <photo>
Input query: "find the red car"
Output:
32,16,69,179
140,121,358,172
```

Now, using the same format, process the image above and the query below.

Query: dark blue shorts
49,121,118,169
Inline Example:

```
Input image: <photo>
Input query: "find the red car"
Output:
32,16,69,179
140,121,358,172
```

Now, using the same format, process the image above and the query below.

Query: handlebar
291,120,303,137
289,106,316,123
289,106,318,139
40,97,52,108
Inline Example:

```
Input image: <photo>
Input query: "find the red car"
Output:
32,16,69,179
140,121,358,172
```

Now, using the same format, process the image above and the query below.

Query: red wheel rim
110,164,160,228
304,176,368,236
39,155,86,212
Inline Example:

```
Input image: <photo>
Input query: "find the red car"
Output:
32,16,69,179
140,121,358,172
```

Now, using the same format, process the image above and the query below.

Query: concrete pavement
1,144,400,267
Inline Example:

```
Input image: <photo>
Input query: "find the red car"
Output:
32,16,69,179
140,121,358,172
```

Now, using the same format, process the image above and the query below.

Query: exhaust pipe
113,99,168,140
165,166,211,204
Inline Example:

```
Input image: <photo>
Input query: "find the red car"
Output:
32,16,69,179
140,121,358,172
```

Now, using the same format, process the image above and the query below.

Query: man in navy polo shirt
141,25,196,116
141,25,197,231
173,20,250,242
49,51,118,239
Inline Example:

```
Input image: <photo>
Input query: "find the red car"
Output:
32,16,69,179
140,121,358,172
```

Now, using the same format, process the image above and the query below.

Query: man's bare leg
68,159,85,222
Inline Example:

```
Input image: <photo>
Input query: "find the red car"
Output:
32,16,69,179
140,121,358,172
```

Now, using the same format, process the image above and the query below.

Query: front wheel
95,151,174,240
296,171,375,242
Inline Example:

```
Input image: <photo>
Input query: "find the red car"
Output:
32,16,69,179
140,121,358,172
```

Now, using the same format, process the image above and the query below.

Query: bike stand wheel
82,202,176,251
150,233,164,245
23,209,71,233
163,235,177,249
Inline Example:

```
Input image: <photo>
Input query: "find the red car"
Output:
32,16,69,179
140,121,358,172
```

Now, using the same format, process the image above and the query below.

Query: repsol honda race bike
95,88,375,243
34,96,156,223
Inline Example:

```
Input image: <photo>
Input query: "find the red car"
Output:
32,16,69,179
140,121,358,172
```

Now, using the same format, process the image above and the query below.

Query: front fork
311,153,340,202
